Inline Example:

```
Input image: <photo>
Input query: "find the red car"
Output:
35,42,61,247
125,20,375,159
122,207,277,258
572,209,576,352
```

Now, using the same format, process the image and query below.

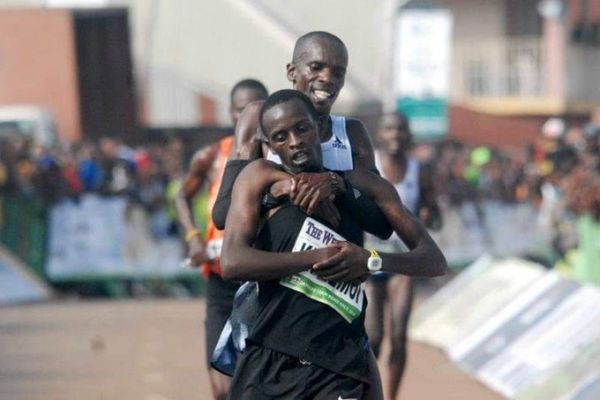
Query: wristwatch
367,249,382,273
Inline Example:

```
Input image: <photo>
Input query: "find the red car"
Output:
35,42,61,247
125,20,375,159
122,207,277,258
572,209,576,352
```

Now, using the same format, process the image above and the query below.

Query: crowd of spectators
432,118,599,211
0,136,185,206
0,135,192,244
0,114,598,274
425,114,599,272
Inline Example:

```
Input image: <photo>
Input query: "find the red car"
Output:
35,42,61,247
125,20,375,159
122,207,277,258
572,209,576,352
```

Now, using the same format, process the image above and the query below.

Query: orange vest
201,136,234,278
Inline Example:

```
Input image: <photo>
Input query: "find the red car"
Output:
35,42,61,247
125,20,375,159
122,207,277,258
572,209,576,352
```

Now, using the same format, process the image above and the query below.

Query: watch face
368,257,382,272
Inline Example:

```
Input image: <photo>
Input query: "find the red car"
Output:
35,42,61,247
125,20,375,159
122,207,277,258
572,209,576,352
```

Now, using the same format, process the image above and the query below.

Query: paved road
0,299,501,400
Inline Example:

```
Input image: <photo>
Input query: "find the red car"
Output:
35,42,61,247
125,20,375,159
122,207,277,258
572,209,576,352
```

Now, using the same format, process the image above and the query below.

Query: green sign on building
397,97,448,140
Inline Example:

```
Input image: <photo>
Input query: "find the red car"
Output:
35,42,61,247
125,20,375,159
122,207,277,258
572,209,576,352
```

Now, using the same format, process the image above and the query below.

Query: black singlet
247,203,369,384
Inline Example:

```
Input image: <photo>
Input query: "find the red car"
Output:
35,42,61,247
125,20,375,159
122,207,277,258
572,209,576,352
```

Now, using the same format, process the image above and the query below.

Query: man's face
262,99,322,174
287,39,348,116
229,88,266,126
377,114,412,157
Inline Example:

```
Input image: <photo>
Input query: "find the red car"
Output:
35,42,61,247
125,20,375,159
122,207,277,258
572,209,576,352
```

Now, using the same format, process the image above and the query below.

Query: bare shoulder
188,143,219,175
348,169,397,198
345,117,376,170
235,100,265,147
345,118,368,140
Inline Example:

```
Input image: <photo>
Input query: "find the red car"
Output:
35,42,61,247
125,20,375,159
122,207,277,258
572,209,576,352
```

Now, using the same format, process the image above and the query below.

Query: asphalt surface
0,299,502,400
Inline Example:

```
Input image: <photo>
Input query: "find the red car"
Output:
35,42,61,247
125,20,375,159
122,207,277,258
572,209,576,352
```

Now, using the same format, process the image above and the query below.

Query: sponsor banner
0,246,51,305
280,217,365,323
410,254,495,332
408,257,546,350
515,341,600,400
476,285,600,397
450,274,581,371
46,195,185,280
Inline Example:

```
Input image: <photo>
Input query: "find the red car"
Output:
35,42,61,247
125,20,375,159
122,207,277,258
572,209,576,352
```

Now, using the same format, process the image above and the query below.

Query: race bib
280,218,365,323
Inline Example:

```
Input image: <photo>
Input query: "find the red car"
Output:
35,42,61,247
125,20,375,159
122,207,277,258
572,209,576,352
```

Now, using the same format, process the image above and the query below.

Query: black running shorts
228,344,366,399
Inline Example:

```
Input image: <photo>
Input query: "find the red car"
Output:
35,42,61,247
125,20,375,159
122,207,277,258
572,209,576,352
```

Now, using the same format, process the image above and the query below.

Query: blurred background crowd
1,0,599,294
0,2,599,399
1,110,598,281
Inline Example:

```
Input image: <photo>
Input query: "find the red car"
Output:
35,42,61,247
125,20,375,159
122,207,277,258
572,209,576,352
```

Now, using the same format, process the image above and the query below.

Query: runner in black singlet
221,90,447,399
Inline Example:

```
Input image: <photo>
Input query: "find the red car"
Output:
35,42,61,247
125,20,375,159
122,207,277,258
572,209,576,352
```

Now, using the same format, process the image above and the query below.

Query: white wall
565,45,600,103
443,0,506,42
112,0,396,126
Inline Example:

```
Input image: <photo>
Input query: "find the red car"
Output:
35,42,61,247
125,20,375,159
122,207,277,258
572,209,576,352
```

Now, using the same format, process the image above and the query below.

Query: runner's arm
221,160,337,281
233,101,264,161
285,116,394,238
418,163,442,230
343,118,393,237
216,112,392,238
348,170,446,276
314,170,447,278
174,144,219,266
211,159,251,230
212,101,263,229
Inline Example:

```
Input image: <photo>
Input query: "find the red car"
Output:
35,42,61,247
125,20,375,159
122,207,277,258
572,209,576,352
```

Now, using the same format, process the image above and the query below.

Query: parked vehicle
0,105,58,147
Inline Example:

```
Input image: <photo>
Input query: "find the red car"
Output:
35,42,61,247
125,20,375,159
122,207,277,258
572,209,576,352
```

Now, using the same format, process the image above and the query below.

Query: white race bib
280,218,365,323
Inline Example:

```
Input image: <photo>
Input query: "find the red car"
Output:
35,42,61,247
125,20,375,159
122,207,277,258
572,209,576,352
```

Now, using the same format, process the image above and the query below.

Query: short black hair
259,89,319,137
230,79,268,102
292,31,347,63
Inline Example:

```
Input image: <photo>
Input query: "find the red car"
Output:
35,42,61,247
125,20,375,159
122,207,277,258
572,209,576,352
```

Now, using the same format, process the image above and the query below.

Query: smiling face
262,98,322,174
287,36,348,116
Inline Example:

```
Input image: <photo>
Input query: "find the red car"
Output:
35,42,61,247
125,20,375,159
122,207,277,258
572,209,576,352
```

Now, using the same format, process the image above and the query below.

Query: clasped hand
312,241,370,284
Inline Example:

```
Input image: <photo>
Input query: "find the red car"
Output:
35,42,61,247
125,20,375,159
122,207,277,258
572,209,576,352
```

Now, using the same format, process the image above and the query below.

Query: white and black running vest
366,153,421,253
374,152,421,215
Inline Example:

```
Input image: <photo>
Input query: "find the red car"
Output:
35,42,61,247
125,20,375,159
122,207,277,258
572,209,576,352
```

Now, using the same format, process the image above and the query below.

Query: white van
0,106,58,148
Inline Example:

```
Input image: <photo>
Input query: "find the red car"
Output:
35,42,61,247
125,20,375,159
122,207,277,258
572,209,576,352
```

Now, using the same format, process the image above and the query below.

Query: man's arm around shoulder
220,160,335,281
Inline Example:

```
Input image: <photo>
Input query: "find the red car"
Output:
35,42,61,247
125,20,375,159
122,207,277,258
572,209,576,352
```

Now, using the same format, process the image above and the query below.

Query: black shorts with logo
228,344,366,400
205,273,240,367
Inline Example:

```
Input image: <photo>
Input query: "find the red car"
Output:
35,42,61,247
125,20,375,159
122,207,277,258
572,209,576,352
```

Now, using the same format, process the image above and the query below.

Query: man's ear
286,62,296,84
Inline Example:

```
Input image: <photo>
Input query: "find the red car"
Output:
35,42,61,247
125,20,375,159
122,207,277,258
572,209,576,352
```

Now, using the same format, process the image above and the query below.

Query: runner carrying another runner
221,90,446,399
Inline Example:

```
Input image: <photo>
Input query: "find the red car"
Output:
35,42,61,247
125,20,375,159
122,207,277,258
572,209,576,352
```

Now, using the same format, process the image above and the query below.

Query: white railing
452,38,546,99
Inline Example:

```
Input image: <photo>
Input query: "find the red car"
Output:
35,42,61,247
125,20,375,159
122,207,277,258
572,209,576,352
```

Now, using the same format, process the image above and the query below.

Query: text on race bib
280,218,365,323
